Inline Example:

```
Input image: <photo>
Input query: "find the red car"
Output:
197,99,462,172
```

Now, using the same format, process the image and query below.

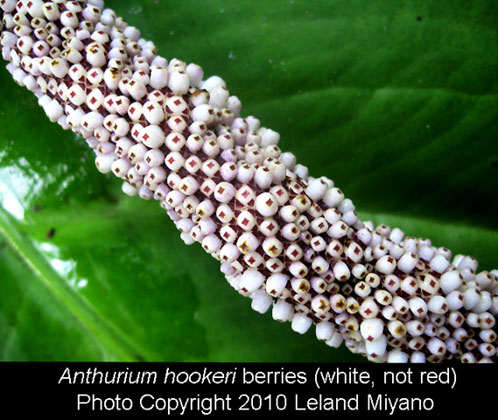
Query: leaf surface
0,0,496,361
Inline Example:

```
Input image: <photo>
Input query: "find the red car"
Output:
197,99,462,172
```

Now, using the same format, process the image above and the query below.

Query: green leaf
0,0,496,361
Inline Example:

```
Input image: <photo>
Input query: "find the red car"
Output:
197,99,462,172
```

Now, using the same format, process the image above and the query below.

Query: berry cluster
1,0,496,362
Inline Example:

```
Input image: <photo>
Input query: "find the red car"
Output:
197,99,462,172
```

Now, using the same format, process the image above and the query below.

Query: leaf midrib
0,209,156,362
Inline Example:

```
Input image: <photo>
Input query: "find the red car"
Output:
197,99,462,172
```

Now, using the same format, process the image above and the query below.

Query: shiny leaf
0,0,496,361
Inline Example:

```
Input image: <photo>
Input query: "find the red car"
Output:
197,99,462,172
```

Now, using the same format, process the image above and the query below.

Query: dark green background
0,0,496,361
